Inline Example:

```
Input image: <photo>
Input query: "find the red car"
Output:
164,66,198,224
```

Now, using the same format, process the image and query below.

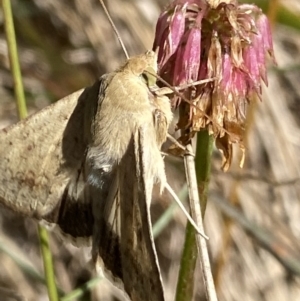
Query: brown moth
0,51,172,301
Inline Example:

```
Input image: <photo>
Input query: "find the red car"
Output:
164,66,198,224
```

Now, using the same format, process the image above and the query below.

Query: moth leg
167,134,186,151
164,134,195,158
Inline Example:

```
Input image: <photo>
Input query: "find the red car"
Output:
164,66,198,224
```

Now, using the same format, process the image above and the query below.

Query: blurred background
0,0,300,300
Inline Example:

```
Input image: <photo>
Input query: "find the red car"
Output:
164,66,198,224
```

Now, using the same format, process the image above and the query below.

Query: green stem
61,277,103,301
2,1,59,300
175,130,214,301
38,226,60,301
175,221,198,301
2,0,27,119
195,130,214,213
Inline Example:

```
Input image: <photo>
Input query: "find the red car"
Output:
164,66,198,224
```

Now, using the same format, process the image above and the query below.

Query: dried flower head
153,0,276,170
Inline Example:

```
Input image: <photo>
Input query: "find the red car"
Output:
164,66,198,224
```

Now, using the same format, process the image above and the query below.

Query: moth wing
92,125,165,301
119,127,165,301
0,77,107,220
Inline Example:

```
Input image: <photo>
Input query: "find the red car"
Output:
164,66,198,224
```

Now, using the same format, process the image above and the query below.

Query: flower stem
175,220,197,301
195,130,214,213
38,226,60,301
2,0,27,119
175,130,215,301
2,1,59,300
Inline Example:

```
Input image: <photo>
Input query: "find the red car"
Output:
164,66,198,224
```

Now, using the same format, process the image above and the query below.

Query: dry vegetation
0,0,300,300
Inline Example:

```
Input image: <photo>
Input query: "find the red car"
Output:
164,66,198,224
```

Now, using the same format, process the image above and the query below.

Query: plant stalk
176,130,216,301
2,1,59,300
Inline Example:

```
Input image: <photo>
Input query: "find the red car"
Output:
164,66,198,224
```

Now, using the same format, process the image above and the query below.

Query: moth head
122,50,158,78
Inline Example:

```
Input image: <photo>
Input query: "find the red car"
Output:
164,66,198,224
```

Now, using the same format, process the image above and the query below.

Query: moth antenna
165,182,209,240
154,46,159,56
176,78,217,90
99,0,129,59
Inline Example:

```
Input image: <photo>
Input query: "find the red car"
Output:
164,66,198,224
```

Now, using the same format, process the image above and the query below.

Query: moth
0,51,172,301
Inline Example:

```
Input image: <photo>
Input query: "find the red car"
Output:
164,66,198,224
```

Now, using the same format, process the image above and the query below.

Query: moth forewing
0,79,110,243
0,88,85,217
118,127,165,301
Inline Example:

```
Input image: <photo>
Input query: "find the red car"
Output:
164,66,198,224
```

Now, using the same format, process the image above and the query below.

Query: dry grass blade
183,144,218,301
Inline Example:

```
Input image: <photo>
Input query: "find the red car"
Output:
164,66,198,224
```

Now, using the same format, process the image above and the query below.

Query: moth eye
141,73,150,86
142,66,157,87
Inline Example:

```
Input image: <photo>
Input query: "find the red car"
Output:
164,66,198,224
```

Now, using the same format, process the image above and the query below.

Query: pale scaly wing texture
0,77,110,241
91,126,166,301
119,127,165,301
